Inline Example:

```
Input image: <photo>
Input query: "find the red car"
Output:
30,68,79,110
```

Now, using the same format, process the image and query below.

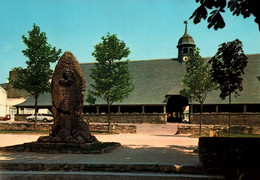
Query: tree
190,0,260,30
180,47,216,135
209,39,248,137
86,33,134,132
11,24,62,130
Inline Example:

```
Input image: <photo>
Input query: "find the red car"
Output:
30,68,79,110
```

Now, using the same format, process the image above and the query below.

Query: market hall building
15,24,260,125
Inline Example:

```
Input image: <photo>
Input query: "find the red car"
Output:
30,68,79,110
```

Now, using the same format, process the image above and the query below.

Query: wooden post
216,105,219,113
163,105,166,114
244,105,247,113
16,107,20,115
118,106,121,114
163,105,167,123
142,106,145,113
190,105,193,113
96,106,100,114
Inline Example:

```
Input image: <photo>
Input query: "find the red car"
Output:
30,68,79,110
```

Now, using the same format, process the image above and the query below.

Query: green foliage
209,39,248,100
87,33,134,132
10,23,61,131
86,33,134,105
190,0,260,30
209,39,247,137
11,24,62,97
180,47,216,104
180,47,216,135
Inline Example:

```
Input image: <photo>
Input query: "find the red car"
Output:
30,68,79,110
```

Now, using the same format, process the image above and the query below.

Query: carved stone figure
38,51,96,144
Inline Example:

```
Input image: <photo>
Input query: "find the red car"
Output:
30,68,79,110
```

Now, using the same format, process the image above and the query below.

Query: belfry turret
177,21,195,62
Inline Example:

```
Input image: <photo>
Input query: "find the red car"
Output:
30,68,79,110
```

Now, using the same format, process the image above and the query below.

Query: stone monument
0,51,120,154
38,51,96,144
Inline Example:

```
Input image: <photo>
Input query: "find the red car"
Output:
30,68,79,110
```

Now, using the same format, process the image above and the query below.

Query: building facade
15,24,260,125
0,86,7,118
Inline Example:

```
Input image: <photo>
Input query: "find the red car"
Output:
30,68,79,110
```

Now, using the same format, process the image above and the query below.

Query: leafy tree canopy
209,39,248,99
87,33,134,105
11,24,62,98
180,47,216,104
190,0,260,30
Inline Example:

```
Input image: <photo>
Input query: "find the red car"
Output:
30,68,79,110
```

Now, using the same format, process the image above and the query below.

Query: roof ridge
129,58,176,62
80,58,178,65
202,53,260,60
80,53,260,65
246,53,260,56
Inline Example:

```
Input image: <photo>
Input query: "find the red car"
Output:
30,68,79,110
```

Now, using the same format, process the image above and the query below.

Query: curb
0,162,206,175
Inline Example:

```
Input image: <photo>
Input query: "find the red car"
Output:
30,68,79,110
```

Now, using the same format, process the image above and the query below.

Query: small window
179,49,182,56
183,48,188,54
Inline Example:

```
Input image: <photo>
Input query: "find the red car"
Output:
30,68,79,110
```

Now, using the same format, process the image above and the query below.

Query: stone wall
0,122,136,134
190,113,260,126
83,113,167,124
177,124,260,135
15,113,167,124
15,114,53,121
15,114,30,121
0,122,52,131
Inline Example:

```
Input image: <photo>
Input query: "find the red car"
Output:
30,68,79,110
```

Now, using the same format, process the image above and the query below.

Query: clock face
182,56,189,62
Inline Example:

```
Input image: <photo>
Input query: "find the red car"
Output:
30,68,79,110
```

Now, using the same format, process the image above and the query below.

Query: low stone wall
90,123,136,134
15,114,52,121
0,122,52,131
177,124,260,135
83,113,167,124
15,113,167,124
190,113,260,126
0,122,136,134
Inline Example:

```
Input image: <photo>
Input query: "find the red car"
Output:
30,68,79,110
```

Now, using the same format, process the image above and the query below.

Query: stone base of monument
0,141,120,154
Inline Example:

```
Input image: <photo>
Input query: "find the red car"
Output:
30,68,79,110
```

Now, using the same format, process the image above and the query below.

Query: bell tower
177,21,195,62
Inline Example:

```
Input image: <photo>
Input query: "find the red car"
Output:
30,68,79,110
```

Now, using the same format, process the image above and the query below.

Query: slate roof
16,54,260,107
191,54,260,105
82,58,186,105
0,83,7,89
17,92,52,107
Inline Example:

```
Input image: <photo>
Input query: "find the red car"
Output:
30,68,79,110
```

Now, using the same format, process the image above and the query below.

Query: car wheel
28,119,32,122
43,118,47,123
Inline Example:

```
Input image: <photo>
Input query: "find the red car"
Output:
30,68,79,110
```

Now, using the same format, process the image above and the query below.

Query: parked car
26,114,53,122
0,114,11,121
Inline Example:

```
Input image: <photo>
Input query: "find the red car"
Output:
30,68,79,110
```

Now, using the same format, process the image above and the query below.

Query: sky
0,0,259,83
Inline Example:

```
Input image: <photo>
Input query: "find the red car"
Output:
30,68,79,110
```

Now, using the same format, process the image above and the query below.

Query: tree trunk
107,103,111,133
199,103,203,135
34,93,39,131
229,93,231,137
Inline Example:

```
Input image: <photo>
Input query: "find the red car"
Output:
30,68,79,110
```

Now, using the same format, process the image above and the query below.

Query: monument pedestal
0,141,120,154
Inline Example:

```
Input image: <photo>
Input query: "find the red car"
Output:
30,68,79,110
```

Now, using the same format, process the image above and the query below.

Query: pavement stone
0,123,211,179
0,171,225,180
0,123,199,165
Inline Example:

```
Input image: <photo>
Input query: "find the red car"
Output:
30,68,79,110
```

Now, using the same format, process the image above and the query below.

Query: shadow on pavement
0,145,199,165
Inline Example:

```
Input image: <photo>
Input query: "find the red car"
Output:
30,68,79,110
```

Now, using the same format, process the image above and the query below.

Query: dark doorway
166,95,188,123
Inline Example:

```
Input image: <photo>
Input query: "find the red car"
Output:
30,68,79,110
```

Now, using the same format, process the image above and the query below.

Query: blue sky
0,0,259,83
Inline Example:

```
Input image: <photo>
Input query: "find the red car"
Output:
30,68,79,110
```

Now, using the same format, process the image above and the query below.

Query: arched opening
166,95,188,123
